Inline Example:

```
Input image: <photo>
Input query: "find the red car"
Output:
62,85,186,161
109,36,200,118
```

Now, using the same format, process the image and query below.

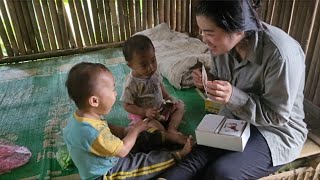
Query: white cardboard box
195,114,251,152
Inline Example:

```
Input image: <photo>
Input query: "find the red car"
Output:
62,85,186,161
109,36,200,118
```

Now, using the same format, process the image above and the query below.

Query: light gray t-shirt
211,22,308,166
120,71,163,109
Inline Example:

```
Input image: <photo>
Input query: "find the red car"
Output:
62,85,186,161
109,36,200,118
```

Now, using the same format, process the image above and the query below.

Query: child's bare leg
167,101,184,134
178,135,193,158
147,119,165,131
164,131,189,145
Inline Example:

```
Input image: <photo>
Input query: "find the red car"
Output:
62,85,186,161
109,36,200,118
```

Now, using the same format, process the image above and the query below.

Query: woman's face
196,15,244,56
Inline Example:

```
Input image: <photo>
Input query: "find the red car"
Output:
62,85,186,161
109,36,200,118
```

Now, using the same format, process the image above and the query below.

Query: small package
195,114,250,152
196,88,222,114
198,65,222,114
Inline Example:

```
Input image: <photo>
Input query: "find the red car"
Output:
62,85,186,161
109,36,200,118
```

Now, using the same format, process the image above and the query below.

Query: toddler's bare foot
179,135,193,158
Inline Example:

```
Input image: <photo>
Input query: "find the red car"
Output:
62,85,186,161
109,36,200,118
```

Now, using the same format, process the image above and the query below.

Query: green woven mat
0,48,205,179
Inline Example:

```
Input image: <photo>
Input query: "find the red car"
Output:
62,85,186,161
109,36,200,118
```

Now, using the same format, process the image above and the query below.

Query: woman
161,0,308,179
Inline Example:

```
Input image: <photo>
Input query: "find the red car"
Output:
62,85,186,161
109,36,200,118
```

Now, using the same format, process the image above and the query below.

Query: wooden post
104,0,113,42
56,0,69,49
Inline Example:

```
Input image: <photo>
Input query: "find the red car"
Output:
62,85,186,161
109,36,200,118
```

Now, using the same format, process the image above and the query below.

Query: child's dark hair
122,34,154,62
65,62,110,109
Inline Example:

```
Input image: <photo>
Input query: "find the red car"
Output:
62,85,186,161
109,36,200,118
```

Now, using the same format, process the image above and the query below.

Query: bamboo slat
27,0,44,53
128,0,135,35
33,0,51,51
74,0,90,46
83,0,95,45
165,0,170,25
280,0,293,33
294,1,308,44
109,0,119,42
312,59,320,106
191,0,198,37
0,0,19,55
14,1,34,54
186,0,192,35
271,0,281,27
104,0,113,42
97,0,107,43
305,0,320,65
176,0,181,32
181,0,187,32
265,0,275,24
118,0,126,41
42,0,58,50
147,0,153,28
276,0,285,29
260,0,268,20
6,0,26,54
48,0,62,49
289,0,302,38
64,7,76,48
300,1,314,52
69,0,83,47
56,0,69,49
122,0,130,39
153,0,158,26
0,45,3,59
0,42,124,64
170,0,175,30
0,15,14,56
142,0,147,30
305,25,320,99
159,0,165,23
135,0,141,32
91,0,102,44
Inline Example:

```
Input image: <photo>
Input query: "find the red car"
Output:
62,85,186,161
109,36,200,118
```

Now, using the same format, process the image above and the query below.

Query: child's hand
131,119,149,133
145,108,159,120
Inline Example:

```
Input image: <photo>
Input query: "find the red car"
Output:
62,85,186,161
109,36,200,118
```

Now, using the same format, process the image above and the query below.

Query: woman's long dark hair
195,0,262,34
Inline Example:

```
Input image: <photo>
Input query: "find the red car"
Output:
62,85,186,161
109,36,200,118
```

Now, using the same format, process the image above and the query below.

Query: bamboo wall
258,0,320,107
0,0,320,107
0,0,195,63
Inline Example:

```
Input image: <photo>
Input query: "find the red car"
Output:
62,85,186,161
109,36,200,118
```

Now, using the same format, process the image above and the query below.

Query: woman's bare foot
179,135,193,158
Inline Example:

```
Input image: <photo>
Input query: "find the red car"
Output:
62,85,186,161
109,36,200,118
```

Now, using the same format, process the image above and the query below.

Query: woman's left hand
206,80,232,104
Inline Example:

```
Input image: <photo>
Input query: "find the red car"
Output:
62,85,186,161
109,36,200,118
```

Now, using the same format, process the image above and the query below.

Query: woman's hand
192,68,204,89
206,80,232,104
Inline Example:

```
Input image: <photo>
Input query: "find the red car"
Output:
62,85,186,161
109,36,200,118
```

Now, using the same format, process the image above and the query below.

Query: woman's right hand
192,68,204,89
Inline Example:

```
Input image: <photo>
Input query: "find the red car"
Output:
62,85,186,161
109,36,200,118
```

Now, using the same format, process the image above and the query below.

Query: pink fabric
0,139,32,174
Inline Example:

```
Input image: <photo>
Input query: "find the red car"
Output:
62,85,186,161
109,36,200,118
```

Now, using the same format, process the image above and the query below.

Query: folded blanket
136,23,211,89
